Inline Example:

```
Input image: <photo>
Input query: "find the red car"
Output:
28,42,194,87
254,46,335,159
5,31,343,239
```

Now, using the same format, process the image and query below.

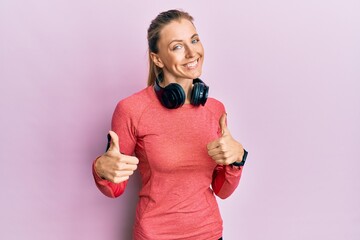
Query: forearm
211,165,243,199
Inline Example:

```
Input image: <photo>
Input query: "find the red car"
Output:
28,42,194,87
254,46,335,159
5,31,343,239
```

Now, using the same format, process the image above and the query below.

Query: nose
185,44,196,58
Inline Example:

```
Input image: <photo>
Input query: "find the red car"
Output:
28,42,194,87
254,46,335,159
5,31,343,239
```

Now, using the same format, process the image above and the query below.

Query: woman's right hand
94,130,139,183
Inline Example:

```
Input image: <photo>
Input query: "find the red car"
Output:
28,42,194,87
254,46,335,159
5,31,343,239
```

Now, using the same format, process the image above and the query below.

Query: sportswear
93,86,243,240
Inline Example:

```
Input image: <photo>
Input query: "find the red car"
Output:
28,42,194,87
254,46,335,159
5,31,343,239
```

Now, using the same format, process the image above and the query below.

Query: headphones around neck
154,75,209,109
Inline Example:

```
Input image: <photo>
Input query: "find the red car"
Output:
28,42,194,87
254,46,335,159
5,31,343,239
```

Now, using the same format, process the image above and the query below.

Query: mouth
184,58,199,69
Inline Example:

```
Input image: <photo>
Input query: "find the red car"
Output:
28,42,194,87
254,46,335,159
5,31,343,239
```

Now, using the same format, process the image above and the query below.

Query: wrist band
231,149,248,167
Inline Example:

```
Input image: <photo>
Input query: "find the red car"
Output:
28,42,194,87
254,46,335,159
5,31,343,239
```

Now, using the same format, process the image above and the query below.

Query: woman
92,9,248,240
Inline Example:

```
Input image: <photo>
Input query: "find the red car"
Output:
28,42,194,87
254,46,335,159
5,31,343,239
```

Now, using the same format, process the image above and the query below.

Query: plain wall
1,0,359,239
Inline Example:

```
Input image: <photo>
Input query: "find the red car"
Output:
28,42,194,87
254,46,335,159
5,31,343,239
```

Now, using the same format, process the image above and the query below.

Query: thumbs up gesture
207,113,245,165
94,131,139,183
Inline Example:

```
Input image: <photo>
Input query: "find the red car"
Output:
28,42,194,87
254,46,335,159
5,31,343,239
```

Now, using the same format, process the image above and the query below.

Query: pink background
1,0,359,239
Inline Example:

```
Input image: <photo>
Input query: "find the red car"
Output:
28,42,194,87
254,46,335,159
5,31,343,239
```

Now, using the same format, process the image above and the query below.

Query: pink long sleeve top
93,86,243,240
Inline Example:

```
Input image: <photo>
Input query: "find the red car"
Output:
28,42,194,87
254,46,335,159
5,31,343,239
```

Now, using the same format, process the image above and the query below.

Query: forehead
159,19,197,44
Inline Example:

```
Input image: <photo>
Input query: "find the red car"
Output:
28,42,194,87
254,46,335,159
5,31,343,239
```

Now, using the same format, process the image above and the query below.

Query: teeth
187,60,198,68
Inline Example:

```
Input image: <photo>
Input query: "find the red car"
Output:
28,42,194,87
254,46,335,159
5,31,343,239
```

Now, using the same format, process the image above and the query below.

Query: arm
92,101,138,198
211,165,243,199
207,113,247,199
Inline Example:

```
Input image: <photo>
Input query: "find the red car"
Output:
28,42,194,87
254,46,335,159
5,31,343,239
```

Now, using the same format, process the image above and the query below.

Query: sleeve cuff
92,157,112,186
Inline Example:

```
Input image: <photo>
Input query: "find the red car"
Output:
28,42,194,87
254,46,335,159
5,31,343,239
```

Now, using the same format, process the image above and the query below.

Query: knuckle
108,176,116,183
113,175,129,184
114,153,122,161
111,171,119,178
115,162,124,169
121,176,129,182
107,150,117,157
223,152,230,158
215,159,222,165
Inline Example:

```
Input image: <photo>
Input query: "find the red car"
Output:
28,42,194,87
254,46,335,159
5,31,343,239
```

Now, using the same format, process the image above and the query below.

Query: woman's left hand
207,113,245,165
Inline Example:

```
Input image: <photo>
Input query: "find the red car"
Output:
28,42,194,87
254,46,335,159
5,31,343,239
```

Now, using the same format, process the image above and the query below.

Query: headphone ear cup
162,83,185,109
191,82,202,106
191,81,209,106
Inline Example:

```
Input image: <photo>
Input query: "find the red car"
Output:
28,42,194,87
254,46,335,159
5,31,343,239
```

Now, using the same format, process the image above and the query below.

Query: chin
192,70,202,79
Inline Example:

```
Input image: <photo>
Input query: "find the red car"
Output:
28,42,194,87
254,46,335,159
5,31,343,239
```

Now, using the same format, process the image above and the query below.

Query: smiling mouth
185,59,199,69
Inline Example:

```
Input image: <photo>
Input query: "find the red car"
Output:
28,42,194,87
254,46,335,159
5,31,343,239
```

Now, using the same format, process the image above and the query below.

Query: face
151,19,204,83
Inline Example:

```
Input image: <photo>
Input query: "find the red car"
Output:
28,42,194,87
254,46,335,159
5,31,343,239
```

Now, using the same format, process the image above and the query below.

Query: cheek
167,54,184,67
196,43,204,55
159,51,177,67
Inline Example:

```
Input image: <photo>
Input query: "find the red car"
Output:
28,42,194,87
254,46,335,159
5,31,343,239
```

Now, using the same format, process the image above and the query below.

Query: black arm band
231,149,248,167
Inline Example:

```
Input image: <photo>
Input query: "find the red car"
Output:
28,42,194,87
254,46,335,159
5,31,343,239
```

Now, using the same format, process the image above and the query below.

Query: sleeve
209,99,243,199
92,159,128,198
211,165,243,199
92,100,138,198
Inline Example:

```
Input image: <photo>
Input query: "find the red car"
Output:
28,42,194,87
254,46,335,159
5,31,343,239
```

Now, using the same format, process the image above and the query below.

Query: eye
192,38,200,44
173,44,183,50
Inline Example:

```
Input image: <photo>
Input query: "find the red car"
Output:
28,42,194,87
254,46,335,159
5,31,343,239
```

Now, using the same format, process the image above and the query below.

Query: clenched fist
207,113,245,165
94,131,139,183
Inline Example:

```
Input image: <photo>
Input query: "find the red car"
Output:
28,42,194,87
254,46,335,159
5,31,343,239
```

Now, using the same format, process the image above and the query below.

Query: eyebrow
169,34,199,45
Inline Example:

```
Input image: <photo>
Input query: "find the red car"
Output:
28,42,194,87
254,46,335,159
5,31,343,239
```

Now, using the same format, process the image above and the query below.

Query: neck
177,80,192,104
161,76,193,104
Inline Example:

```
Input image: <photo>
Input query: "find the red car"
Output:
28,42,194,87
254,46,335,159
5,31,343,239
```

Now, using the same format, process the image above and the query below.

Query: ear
150,52,164,68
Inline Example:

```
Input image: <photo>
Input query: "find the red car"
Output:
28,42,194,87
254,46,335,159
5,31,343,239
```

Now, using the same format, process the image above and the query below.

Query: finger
216,160,232,166
214,157,235,165
118,162,138,171
207,140,221,151
214,159,226,165
113,159,138,170
207,136,228,150
120,156,139,165
213,152,225,160
108,130,120,152
208,147,223,157
114,170,135,178
113,176,129,184
219,113,228,136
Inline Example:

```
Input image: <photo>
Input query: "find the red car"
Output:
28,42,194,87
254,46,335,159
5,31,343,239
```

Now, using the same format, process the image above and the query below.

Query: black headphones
154,75,209,109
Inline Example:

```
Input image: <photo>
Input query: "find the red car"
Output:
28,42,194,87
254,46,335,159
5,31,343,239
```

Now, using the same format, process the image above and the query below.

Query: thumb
107,130,120,152
219,113,229,136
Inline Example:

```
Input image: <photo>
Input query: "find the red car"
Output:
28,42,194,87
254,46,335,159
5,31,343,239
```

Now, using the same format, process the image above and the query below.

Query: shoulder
117,86,153,107
113,86,155,119
204,97,226,114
